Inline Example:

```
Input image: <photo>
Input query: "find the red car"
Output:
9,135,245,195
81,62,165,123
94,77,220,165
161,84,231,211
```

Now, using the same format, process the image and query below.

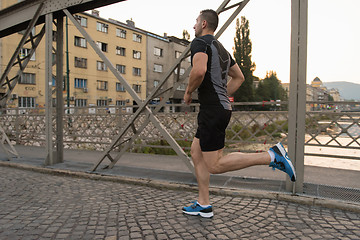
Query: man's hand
184,91,192,105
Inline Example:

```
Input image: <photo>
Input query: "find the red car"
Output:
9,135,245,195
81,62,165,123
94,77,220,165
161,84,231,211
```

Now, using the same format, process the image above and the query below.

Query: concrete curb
1,160,360,214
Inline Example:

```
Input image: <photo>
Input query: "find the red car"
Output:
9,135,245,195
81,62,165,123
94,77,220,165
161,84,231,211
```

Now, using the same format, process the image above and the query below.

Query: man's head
194,9,219,37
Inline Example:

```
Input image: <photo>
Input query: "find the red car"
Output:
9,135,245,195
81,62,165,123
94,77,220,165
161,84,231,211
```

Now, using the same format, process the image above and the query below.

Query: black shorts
195,108,232,152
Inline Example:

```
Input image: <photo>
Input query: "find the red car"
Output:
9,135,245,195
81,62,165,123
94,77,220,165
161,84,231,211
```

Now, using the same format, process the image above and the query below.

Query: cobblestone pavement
1,166,360,240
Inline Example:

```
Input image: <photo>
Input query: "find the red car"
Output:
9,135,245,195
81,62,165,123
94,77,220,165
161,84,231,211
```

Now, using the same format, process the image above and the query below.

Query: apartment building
168,36,192,104
69,12,147,107
146,34,191,112
1,0,190,109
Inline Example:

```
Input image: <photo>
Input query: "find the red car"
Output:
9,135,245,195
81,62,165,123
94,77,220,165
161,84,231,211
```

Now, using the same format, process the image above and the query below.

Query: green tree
255,71,288,110
254,80,268,101
233,17,256,105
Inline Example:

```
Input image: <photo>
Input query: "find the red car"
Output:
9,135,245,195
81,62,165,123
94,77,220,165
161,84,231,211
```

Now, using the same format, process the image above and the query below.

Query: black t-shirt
190,34,236,110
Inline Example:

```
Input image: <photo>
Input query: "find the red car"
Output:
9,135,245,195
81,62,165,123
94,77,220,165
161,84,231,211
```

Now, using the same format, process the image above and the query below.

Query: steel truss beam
0,125,19,160
0,0,126,165
287,0,308,193
0,0,126,38
90,0,250,173
0,3,45,160
63,9,195,174
0,0,309,194
44,13,54,165
0,9,64,164
0,3,45,107
44,13,65,166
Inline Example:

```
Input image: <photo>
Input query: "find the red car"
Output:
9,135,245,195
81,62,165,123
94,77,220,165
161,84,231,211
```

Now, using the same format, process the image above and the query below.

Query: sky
94,0,360,84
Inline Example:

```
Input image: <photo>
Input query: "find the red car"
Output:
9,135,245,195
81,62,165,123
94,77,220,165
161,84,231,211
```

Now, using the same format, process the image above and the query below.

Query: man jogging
183,9,296,218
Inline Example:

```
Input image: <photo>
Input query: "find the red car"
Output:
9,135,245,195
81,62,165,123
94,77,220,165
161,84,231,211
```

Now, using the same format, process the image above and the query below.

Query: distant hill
322,81,360,101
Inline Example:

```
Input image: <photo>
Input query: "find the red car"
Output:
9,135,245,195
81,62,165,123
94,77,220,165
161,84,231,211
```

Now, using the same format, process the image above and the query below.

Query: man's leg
201,144,296,182
202,150,271,175
183,140,296,217
191,137,210,205
182,137,214,218
192,137,271,203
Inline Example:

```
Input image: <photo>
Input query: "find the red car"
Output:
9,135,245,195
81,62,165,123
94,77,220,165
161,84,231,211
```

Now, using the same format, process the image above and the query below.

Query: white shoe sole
183,210,214,218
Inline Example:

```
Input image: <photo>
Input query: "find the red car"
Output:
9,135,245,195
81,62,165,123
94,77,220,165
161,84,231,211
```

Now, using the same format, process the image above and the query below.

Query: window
116,100,126,106
51,76,65,89
154,47,163,57
97,61,107,71
19,73,36,84
132,84,141,93
116,28,127,38
19,48,35,61
154,64,163,73
175,51,182,59
116,64,126,74
97,41,108,52
133,33,142,43
97,99,108,106
116,46,126,56
75,99,87,107
97,80,108,90
116,83,126,92
74,78,87,88
18,97,35,108
133,50,141,59
51,76,57,87
96,22,108,33
75,15,87,27
74,36,87,48
177,83,186,91
174,68,185,75
154,80,159,88
133,67,141,76
74,57,87,68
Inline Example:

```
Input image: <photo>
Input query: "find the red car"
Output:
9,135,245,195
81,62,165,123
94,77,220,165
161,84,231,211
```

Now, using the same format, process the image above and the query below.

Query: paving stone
0,166,359,240
144,235,156,240
130,232,142,238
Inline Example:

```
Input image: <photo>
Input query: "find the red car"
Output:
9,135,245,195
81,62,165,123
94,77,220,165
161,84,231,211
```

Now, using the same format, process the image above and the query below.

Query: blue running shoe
182,201,213,218
269,143,296,182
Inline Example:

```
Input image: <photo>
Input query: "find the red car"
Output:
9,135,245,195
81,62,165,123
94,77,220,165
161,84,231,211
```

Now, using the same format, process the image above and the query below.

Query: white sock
268,150,275,162
197,202,211,208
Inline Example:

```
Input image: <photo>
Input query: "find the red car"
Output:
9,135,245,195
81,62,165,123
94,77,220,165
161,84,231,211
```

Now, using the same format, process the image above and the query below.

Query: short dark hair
200,9,219,32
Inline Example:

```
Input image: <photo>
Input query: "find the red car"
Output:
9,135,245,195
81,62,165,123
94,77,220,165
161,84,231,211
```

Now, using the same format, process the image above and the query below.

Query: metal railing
1,101,360,203
1,102,359,161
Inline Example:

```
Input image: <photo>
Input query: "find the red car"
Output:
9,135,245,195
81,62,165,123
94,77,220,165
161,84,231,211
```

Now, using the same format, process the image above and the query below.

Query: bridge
0,0,309,194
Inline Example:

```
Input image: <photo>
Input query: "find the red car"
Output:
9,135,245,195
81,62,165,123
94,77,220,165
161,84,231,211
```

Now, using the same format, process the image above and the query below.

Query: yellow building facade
1,0,147,108
68,12,147,107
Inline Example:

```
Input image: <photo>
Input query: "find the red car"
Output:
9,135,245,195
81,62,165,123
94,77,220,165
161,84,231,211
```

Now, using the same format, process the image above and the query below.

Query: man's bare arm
184,52,208,105
227,63,245,96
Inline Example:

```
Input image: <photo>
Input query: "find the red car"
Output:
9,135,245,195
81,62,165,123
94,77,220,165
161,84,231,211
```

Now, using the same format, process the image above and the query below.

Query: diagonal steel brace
0,125,19,160
89,0,250,173
0,3,45,107
64,9,196,174
0,3,45,160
